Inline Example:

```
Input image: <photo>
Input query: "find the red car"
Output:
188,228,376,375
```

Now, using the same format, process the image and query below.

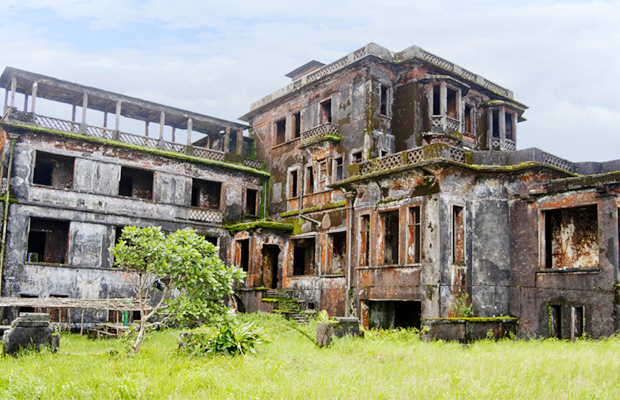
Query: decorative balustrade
446,117,461,133
299,123,340,145
357,144,469,176
5,112,263,170
187,208,223,224
490,137,516,152
542,152,573,172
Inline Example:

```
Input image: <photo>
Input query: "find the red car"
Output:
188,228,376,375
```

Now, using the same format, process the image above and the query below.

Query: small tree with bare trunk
110,226,245,354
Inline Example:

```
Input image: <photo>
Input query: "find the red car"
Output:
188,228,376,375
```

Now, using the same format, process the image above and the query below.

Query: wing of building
1,43,618,338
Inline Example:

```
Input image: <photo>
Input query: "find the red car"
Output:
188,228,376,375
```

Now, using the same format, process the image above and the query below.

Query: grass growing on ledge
0,313,619,399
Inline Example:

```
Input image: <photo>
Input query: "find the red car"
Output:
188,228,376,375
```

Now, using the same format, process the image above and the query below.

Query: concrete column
224,125,231,153
159,111,165,140
499,108,506,143
9,76,16,109
487,109,493,148
30,82,38,113
171,127,176,142
3,82,9,113
114,101,121,131
186,118,193,145
144,121,149,137
72,104,76,122
440,83,447,130
81,93,88,124
456,89,462,132
23,93,28,112
236,129,243,155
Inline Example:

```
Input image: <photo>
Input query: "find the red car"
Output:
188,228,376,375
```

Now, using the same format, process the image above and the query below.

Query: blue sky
1,0,619,162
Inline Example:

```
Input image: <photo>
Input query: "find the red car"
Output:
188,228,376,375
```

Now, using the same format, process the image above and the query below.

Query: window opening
453,206,465,265
318,160,328,191
119,167,153,200
293,112,301,139
19,294,38,314
505,112,514,141
289,169,299,198
572,306,584,340
236,239,250,272
352,151,362,164
369,300,421,329
306,166,314,194
334,157,344,181
292,238,315,276
48,294,69,323
381,210,400,265
275,119,286,145
320,99,332,124
246,188,259,216
328,231,346,275
432,85,441,116
191,179,222,209
33,152,74,189
229,132,238,153
360,215,370,267
446,88,457,119
464,105,472,134
407,207,421,264
544,205,598,269
550,304,562,338
380,84,389,116
492,109,500,138
27,218,69,264
202,235,219,246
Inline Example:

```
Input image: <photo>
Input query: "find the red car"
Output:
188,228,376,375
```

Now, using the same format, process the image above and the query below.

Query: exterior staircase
262,289,314,325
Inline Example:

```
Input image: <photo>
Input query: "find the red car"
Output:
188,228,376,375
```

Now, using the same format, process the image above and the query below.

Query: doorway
262,245,280,289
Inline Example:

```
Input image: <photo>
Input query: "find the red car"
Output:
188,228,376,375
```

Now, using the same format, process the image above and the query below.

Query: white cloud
0,0,618,161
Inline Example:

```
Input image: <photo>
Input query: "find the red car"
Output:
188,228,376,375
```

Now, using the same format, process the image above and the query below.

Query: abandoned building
0,42,619,338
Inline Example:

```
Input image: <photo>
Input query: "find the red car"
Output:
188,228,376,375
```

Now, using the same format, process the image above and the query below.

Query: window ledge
537,268,601,275
321,274,345,278
289,275,315,278
25,262,117,271
272,137,300,149
357,264,421,270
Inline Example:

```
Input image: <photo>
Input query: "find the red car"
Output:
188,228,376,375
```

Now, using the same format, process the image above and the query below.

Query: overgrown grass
1,313,618,399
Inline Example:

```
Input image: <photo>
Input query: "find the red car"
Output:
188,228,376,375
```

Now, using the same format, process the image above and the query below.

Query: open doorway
262,245,280,289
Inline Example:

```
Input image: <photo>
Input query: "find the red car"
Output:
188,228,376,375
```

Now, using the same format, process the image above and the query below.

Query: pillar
186,118,193,145
440,82,447,130
9,76,16,109
115,101,121,132
30,82,38,113
159,111,165,140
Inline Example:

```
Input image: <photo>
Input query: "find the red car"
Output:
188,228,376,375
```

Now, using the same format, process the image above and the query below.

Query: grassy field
0,313,619,399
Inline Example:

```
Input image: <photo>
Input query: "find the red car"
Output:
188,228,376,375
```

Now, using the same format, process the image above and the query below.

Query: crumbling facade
1,43,619,338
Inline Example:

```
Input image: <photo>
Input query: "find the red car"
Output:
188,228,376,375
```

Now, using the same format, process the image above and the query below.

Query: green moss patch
225,220,294,235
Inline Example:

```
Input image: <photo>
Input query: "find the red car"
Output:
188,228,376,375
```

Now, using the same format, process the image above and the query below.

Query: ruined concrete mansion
0,43,618,338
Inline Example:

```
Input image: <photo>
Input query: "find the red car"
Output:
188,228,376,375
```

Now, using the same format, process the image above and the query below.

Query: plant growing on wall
451,293,474,318
110,226,245,354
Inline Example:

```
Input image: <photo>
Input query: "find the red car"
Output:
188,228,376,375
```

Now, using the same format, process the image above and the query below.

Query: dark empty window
380,85,389,116
447,88,457,119
320,99,332,124
572,306,584,340
289,169,299,198
33,152,74,189
505,112,514,141
550,304,561,338
453,206,465,265
292,238,315,276
27,218,69,264
544,205,598,269
334,157,343,181
246,188,259,216
119,167,153,200
114,226,126,245
275,119,286,145
293,112,301,139
432,85,441,116
491,109,500,138
369,301,421,329
328,231,346,275
306,166,314,194
229,132,238,154
318,160,328,191
191,179,221,209
203,235,219,246
352,151,362,164
380,210,400,265
237,239,250,272
464,105,473,134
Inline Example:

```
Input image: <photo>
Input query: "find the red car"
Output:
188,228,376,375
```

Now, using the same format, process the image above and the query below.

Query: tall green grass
0,313,618,399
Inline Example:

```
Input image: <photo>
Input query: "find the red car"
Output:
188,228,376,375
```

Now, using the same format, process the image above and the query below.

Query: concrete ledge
422,317,518,342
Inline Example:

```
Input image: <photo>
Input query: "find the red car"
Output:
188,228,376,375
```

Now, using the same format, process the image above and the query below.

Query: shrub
180,319,265,356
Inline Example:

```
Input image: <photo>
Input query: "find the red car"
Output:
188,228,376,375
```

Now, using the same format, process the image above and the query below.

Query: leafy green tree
110,226,245,354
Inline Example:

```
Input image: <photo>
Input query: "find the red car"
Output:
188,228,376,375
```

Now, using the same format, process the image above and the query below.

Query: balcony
298,123,341,148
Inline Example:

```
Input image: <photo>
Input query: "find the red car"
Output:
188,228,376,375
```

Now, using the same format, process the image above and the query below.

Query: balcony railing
299,123,340,147
187,208,223,224
357,144,467,176
3,109,263,170
490,137,516,152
